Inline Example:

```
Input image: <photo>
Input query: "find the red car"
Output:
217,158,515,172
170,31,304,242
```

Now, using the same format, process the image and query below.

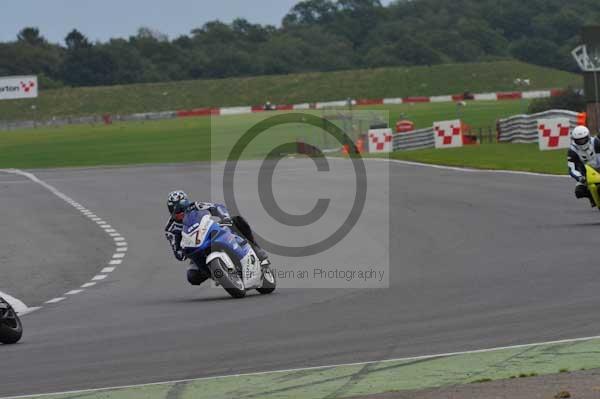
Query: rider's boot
252,244,270,266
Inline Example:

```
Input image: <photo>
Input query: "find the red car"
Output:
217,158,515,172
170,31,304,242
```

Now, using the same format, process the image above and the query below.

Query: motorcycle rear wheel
209,258,246,299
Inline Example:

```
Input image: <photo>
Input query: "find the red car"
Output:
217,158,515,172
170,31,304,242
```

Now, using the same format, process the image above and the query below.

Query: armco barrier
393,127,435,151
497,110,579,143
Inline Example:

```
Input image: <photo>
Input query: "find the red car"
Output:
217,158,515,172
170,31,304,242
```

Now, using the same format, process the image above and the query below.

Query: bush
528,88,586,114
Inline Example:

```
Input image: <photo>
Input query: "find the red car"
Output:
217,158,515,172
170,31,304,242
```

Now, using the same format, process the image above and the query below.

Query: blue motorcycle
180,209,276,298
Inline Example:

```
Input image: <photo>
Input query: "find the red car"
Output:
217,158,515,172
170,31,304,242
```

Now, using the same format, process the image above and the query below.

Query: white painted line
109,260,122,265
112,253,125,259
116,247,128,252
109,233,121,237
18,307,42,316
91,217,102,222
114,237,125,242
115,242,128,246
104,229,116,233
10,333,600,399
101,267,116,273
91,275,107,281
44,297,65,304
81,282,96,288
65,290,83,295
354,157,566,178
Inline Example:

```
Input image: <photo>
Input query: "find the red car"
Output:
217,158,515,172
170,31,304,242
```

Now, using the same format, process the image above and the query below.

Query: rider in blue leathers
164,191,269,286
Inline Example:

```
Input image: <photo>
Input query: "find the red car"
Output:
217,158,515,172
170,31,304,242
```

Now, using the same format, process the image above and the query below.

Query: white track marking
109,260,122,266
0,169,129,310
357,157,568,178
101,267,116,273
81,282,96,288
44,297,65,304
8,333,600,399
18,307,42,316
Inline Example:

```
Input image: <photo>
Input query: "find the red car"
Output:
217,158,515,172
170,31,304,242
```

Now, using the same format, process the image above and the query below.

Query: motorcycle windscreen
181,210,215,250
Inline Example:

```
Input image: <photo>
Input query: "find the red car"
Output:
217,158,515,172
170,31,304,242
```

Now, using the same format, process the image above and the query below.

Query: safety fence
497,110,579,143
393,127,435,151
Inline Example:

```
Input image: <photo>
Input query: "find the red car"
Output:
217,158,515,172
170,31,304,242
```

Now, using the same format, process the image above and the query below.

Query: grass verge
0,61,578,121
0,101,527,169
387,143,566,175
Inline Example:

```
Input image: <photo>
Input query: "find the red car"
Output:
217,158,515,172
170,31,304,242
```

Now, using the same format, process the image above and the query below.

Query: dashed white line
81,282,97,288
45,297,65,304
0,169,128,311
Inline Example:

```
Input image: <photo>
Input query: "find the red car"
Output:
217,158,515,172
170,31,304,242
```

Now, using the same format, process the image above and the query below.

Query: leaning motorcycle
585,164,600,209
0,297,23,344
181,209,276,298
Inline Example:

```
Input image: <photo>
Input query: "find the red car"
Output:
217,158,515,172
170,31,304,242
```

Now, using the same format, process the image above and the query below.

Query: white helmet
572,125,591,149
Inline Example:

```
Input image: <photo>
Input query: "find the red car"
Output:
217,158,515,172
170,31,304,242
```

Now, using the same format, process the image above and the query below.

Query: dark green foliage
528,88,586,113
2,0,599,88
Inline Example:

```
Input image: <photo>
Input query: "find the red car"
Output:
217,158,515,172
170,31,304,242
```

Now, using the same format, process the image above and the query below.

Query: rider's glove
579,176,587,184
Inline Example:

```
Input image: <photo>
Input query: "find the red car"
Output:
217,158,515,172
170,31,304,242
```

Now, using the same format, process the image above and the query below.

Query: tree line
1,0,598,89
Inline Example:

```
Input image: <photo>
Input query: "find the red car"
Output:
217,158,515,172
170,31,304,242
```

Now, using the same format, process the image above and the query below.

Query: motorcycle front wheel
256,266,276,295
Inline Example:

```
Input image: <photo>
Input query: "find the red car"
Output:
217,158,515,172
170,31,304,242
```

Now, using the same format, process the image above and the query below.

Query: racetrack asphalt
1,158,599,398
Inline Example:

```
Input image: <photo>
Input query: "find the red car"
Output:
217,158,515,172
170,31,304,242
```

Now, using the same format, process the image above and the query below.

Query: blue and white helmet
167,190,189,215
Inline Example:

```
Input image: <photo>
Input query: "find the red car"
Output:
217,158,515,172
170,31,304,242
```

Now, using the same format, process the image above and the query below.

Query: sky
2,0,394,45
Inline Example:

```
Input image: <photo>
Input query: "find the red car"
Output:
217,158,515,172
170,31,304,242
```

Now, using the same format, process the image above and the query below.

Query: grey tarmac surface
0,172,112,306
1,159,598,398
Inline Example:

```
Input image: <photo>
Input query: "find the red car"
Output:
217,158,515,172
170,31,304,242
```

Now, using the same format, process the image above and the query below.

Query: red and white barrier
434,120,463,149
537,118,571,151
368,128,394,153
172,89,563,119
